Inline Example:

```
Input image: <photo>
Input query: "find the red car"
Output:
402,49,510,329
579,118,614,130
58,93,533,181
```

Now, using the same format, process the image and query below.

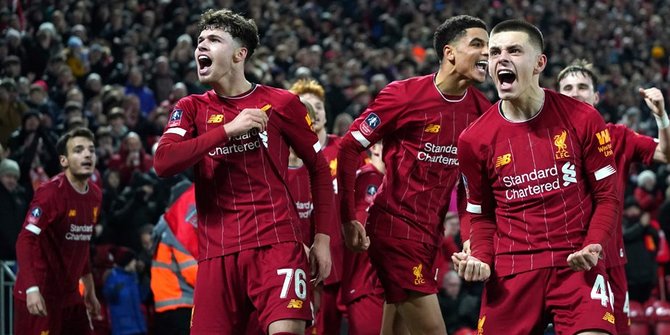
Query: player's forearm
308,154,335,236
584,189,620,248
470,214,496,265
80,273,95,296
15,231,41,289
154,126,228,177
338,136,366,222
456,181,472,243
654,124,670,163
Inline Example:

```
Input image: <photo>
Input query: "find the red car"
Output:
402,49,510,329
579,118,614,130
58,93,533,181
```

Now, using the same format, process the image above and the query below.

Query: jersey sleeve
580,108,620,248
353,170,383,223
621,125,657,166
338,84,405,222
15,185,59,291
154,98,229,177
458,132,497,265
280,96,335,236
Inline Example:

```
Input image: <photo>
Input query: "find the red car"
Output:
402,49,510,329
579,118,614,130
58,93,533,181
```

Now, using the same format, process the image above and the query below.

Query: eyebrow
469,37,487,44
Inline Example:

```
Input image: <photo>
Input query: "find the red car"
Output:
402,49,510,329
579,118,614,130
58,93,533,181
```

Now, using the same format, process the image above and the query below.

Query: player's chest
54,201,98,242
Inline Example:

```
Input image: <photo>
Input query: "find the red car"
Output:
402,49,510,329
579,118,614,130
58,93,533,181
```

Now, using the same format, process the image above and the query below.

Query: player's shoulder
378,74,433,97
460,102,500,139
88,180,103,199
356,163,381,177
257,84,300,105
176,91,211,107
546,89,598,120
326,134,341,146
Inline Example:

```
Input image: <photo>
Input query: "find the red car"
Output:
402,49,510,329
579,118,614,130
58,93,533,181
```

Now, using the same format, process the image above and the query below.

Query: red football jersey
604,123,656,267
339,74,491,246
459,89,620,277
154,85,334,260
14,173,102,305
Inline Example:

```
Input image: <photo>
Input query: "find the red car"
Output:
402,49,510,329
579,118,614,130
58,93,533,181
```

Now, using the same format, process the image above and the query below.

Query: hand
462,239,471,255
639,87,666,118
454,254,490,282
225,108,269,138
84,291,101,319
309,233,332,286
342,220,369,252
567,244,602,271
451,251,468,271
26,291,47,316
640,212,651,227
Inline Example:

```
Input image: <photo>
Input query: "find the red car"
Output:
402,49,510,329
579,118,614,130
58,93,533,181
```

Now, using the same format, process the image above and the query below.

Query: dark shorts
608,264,630,335
479,264,617,335
347,293,384,335
367,236,440,303
190,242,312,334
13,299,92,335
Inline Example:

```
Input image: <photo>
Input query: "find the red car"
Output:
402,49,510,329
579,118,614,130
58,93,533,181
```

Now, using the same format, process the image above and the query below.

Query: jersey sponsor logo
495,153,512,168
412,263,426,285
209,128,263,156
595,129,613,157
168,109,183,127
360,113,381,136
366,185,378,196
207,114,224,124
68,209,77,217
66,224,93,241
424,124,441,133
417,143,459,166
295,201,313,219
502,162,578,200
553,130,570,159
286,299,304,309
602,312,615,324
477,316,486,335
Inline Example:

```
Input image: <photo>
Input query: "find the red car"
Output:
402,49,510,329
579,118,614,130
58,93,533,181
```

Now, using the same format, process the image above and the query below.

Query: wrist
655,113,670,129
26,286,39,294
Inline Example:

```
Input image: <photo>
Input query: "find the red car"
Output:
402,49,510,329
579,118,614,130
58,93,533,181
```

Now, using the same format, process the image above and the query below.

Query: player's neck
288,155,303,167
65,170,89,193
318,130,328,146
434,68,469,96
501,87,545,122
212,74,253,97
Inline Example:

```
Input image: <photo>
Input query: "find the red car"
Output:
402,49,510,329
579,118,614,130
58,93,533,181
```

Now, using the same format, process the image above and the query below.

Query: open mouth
81,162,93,168
497,69,516,89
197,55,212,72
476,60,488,72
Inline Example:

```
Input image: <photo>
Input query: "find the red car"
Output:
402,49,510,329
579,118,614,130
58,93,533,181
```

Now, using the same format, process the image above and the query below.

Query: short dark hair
198,9,259,60
57,127,95,156
491,19,544,52
433,15,487,60
556,59,598,90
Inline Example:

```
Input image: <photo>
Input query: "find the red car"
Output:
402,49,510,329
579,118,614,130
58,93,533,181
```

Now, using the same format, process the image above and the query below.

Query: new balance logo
287,299,303,309
495,154,511,168
602,312,615,324
424,124,441,133
68,209,77,217
596,129,611,145
207,114,224,124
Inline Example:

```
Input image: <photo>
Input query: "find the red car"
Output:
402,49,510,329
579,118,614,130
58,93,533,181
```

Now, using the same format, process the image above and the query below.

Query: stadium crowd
1,0,670,334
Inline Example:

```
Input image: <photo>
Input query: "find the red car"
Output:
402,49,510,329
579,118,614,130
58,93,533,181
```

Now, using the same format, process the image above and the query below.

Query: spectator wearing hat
23,23,59,80
0,158,29,260
26,81,59,129
64,35,89,80
0,77,27,146
3,55,21,80
103,246,148,335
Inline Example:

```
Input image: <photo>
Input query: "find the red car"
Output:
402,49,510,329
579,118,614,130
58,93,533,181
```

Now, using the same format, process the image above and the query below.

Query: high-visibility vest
151,217,197,313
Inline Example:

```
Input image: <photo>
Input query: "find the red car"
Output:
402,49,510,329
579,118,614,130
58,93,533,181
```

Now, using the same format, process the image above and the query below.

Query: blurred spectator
108,107,129,148
0,77,27,146
107,131,153,188
103,246,148,335
150,56,174,103
0,158,28,260
437,271,479,335
332,112,353,137
125,66,157,116
623,196,660,303
25,80,59,128
635,169,664,219
343,84,371,118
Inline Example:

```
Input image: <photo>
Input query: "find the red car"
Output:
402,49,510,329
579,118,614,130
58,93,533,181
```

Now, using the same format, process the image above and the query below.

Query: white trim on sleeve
466,203,482,214
25,224,41,235
594,165,616,181
26,286,40,294
165,127,187,136
351,131,371,148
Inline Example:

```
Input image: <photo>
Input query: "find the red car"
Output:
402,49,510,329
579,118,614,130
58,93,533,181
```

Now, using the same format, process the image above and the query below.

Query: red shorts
479,264,617,335
190,242,312,334
608,264,630,335
368,236,440,303
347,293,384,335
13,298,92,335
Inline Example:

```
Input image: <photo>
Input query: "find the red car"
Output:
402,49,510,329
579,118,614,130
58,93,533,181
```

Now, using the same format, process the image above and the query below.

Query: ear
443,44,455,63
59,155,68,169
233,47,248,63
533,54,547,75
594,91,600,105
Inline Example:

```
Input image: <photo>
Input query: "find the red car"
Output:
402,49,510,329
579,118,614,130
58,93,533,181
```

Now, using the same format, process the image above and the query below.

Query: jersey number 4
590,274,614,311
277,268,307,300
